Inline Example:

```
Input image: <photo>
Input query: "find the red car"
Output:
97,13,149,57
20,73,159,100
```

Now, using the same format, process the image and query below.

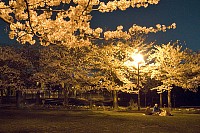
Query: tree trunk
144,93,147,107
89,93,93,109
58,89,62,98
48,90,51,98
168,90,172,109
160,92,163,107
113,90,118,110
6,88,11,103
63,88,69,106
16,90,22,108
74,90,77,98
36,91,40,105
0,89,3,104
23,92,26,106
138,90,141,111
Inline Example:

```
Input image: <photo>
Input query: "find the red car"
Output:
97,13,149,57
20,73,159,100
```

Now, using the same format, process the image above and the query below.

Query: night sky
0,0,200,51
91,0,200,51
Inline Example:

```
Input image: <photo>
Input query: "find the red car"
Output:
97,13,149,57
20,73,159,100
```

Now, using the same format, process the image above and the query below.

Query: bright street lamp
131,53,144,111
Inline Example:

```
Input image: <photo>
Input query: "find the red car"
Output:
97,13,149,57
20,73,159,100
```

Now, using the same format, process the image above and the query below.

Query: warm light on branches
0,0,176,47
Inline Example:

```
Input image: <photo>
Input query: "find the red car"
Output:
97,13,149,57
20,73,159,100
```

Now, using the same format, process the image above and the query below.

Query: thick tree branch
23,0,41,38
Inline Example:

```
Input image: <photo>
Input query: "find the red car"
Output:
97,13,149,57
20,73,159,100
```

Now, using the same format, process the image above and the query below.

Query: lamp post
124,52,144,111
137,61,142,111
132,53,144,111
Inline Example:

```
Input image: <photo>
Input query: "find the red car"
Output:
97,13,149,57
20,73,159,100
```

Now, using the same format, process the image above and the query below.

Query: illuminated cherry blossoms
0,0,176,47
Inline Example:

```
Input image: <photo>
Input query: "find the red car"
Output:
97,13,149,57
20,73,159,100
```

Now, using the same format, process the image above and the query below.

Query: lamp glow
131,53,144,64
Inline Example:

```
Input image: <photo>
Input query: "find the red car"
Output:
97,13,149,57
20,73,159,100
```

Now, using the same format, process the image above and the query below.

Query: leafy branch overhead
0,0,175,47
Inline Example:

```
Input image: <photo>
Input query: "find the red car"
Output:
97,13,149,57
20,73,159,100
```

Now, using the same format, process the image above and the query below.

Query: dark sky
0,0,200,51
91,0,200,51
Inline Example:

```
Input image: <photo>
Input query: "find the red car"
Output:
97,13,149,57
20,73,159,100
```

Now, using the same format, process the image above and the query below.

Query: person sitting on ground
144,106,153,115
159,108,173,116
152,104,161,115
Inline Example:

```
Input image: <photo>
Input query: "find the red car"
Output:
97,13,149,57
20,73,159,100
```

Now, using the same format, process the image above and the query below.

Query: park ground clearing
0,109,200,133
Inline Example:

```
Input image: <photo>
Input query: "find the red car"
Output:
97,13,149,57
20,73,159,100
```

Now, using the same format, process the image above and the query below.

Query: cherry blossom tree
86,44,124,109
30,45,95,105
150,49,200,107
179,50,200,90
86,33,154,109
0,66,20,99
0,0,176,47
0,46,32,107
149,42,188,108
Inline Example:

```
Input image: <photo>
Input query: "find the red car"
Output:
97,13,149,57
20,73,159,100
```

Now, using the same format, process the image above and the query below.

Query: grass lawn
0,109,200,133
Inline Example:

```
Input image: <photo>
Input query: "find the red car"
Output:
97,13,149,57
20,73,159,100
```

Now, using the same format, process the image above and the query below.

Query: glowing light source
131,53,144,67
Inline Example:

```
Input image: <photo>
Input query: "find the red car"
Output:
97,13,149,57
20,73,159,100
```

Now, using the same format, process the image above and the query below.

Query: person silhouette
152,104,161,115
